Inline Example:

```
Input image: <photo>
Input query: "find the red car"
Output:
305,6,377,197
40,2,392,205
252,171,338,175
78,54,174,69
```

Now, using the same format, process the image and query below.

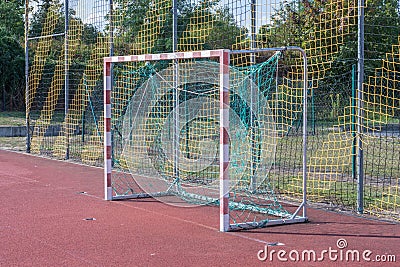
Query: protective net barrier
26,0,399,222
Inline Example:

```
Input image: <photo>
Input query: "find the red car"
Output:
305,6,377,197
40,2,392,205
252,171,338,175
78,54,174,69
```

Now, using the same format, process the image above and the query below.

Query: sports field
0,149,398,266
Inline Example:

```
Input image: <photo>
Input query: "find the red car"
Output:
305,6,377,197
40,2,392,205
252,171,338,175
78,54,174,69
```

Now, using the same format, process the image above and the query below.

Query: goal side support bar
231,47,308,226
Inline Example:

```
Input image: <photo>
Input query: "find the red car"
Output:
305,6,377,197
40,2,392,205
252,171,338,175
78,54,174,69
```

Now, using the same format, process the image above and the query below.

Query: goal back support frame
103,48,308,232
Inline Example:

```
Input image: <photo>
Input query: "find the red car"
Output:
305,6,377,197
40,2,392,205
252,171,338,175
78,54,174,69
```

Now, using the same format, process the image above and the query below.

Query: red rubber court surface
0,149,398,266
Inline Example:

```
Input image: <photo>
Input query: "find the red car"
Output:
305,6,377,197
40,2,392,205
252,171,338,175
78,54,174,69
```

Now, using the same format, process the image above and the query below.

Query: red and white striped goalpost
103,50,232,231
219,51,230,232
104,60,112,201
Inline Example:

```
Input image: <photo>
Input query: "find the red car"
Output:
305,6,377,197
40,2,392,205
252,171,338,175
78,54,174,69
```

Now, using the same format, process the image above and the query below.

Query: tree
0,0,24,37
257,0,400,110
0,0,25,111
112,0,246,53
257,0,400,74
29,0,64,37
257,0,326,47
201,6,248,50
0,28,25,111
27,0,102,111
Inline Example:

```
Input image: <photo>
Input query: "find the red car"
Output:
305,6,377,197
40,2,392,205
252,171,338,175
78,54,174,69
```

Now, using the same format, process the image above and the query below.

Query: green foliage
112,0,152,53
0,111,26,126
203,6,248,50
29,0,64,37
0,0,25,111
259,0,400,78
113,0,245,53
260,0,400,122
0,0,24,37
27,0,102,113
257,0,325,48
363,0,400,71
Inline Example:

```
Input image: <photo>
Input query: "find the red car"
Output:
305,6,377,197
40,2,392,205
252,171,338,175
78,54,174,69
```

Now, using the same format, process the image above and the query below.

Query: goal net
104,48,308,231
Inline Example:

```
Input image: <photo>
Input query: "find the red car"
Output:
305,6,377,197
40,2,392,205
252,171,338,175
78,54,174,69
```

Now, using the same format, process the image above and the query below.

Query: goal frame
103,48,308,232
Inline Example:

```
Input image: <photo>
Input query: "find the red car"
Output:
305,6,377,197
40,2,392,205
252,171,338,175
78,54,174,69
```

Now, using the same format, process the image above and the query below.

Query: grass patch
0,111,68,127
0,112,26,126
0,137,26,151
273,176,399,212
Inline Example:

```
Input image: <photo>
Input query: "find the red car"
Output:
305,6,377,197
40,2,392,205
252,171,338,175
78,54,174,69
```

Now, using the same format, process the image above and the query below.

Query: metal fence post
25,0,31,153
357,0,365,214
64,0,70,159
172,0,180,181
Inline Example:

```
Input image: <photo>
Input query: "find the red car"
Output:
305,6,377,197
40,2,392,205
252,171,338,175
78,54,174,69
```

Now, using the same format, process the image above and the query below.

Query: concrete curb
0,125,64,137
0,126,29,137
